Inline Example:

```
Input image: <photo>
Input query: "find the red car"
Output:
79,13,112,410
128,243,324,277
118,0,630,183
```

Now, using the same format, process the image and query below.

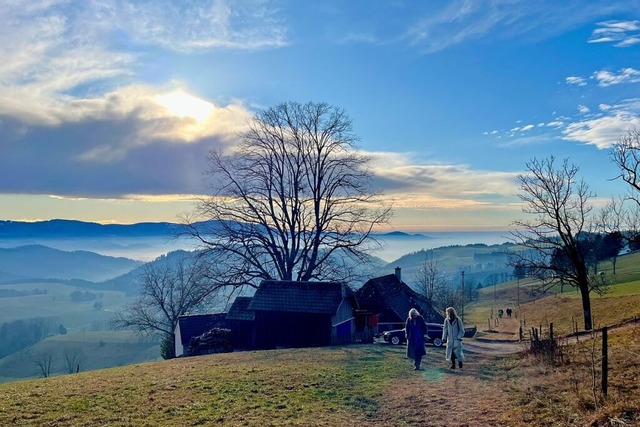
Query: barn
225,296,256,350
247,280,355,349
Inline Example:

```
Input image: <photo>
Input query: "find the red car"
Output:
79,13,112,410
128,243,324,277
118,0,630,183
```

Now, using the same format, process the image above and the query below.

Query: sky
1,0,639,232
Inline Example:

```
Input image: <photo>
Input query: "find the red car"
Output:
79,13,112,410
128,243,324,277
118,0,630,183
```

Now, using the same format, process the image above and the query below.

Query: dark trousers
414,355,423,369
451,351,457,367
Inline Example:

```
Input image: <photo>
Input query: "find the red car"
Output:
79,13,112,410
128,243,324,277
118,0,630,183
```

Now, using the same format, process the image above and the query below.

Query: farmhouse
355,267,443,337
247,280,356,349
174,312,227,357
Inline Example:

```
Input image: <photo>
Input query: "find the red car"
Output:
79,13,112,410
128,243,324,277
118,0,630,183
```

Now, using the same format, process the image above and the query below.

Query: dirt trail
373,319,523,427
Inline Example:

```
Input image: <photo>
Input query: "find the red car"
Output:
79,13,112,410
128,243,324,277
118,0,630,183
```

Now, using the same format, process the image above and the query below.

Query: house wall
174,325,184,357
253,312,332,349
229,320,255,350
377,308,405,332
331,299,354,326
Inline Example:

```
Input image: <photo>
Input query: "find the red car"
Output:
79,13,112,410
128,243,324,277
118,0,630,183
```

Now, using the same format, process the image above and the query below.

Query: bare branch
183,102,391,288
508,156,596,330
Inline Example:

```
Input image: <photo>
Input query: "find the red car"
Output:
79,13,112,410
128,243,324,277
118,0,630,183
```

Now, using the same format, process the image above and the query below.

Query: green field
0,281,132,330
0,281,153,383
0,331,160,383
465,250,640,334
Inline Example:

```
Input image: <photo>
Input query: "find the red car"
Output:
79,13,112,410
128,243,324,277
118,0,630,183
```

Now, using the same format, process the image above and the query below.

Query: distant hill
0,219,187,239
96,249,196,295
0,245,142,282
380,242,519,289
374,231,431,239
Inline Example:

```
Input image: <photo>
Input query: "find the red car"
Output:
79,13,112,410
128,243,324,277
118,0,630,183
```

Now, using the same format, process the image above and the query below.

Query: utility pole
460,270,465,321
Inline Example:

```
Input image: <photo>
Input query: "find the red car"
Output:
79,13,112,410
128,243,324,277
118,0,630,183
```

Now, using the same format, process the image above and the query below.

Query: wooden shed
247,280,355,350
174,313,227,357
225,296,256,350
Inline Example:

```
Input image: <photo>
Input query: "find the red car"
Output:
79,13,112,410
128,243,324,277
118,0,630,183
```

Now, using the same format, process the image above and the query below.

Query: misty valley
0,220,513,383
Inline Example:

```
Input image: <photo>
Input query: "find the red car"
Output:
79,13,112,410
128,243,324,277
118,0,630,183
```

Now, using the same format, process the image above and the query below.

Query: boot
450,361,456,369
458,361,463,369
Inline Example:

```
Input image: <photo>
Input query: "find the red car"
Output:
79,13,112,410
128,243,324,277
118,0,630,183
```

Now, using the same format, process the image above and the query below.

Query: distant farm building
355,267,443,338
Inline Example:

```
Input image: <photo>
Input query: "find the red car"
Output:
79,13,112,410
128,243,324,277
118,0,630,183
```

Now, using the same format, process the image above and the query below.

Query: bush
160,334,176,360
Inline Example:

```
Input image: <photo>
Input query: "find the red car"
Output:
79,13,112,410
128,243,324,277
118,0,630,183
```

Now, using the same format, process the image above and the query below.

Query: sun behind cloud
154,91,215,122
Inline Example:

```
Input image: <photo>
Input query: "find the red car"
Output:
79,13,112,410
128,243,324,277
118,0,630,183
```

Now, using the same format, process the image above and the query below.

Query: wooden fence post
602,326,608,396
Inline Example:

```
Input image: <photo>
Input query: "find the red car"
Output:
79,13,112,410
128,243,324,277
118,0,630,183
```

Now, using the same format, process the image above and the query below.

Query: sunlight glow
154,91,214,122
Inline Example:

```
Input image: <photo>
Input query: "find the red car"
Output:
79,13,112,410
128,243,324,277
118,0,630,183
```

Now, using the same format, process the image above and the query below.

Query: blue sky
1,0,639,231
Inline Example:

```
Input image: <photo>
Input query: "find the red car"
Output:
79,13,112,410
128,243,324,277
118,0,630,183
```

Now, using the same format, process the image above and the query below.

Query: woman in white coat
442,307,465,369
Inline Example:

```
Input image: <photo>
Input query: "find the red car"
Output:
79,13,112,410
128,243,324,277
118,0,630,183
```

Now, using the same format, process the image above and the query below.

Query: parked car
382,323,445,347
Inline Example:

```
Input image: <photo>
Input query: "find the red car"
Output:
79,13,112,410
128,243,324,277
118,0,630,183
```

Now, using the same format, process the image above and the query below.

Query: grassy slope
466,250,640,426
0,281,131,327
1,251,638,426
0,346,411,426
0,331,160,383
466,250,640,335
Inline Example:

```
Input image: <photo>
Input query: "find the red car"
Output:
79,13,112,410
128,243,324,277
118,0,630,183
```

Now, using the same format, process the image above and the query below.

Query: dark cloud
0,115,229,197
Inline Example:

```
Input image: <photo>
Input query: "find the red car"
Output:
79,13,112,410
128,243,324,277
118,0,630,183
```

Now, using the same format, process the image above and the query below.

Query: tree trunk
579,284,593,330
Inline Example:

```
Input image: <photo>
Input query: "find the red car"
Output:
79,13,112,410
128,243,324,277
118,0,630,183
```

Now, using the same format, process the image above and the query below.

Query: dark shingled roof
177,313,227,347
356,274,432,320
226,296,255,321
248,280,349,314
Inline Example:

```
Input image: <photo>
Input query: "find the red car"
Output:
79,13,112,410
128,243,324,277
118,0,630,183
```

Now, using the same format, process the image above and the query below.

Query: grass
466,250,640,335
497,323,640,427
0,281,132,329
0,331,160,382
0,345,412,426
1,251,639,426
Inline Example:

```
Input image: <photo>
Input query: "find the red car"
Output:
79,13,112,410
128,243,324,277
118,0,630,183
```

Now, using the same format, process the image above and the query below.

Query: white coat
442,316,465,362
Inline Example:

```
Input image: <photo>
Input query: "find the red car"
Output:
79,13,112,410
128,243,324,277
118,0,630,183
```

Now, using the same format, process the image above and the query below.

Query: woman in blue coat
405,308,427,370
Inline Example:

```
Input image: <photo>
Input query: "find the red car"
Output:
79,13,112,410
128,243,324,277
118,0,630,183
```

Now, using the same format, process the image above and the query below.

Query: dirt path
372,319,523,426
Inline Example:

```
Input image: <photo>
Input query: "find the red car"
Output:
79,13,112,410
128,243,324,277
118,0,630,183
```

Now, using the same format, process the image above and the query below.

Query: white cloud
546,121,564,127
111,0,288,52
566,76,587,86
589,20,640,47
520,124,534,131
592,68,640,87
0,1,136,125
563,99,640,149
578,105,590,114
0,0,264,128
367,152,519,209
498,133,555,147
402,1,640,53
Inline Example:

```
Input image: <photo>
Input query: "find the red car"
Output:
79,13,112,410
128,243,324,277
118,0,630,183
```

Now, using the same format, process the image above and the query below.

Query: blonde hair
409,308,419,318
445,307,458,320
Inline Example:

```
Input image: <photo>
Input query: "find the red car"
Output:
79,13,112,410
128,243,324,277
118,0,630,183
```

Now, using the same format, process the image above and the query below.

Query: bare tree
509,156,598,330
413,250,449,318
608,130,640,248
30,349,55,378
611,129,640,205
183,102,390,290
114,255,221,359
62,346,86,374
